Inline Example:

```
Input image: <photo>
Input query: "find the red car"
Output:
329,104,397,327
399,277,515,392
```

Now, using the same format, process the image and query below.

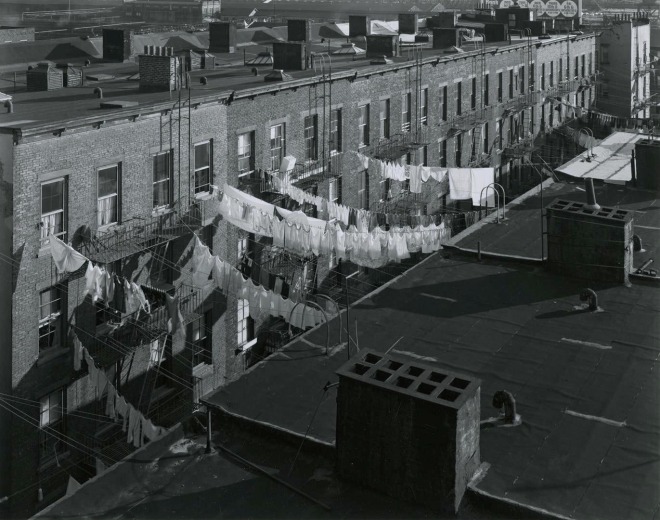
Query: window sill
38,346,69,365
97,223,120,234
151,206,173,218
235,337,258,354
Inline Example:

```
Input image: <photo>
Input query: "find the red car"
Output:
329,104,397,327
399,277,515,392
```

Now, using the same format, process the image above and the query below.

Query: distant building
123,0,213,25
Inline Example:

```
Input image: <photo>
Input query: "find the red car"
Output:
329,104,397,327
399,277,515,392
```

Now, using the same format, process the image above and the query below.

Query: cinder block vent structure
336,349,481,514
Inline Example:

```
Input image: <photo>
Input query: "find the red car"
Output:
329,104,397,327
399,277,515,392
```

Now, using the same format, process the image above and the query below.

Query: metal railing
76,196,212,264
365,127,431,162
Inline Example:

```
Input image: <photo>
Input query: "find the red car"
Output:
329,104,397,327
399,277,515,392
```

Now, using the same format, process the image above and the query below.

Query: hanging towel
448,168,472,201
49,235,87,273
470,168,495,205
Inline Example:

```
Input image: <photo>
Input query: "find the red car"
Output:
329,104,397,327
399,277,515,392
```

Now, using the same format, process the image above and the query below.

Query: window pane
153,180,169,207
195,143,210,168
42,181,64,215
98,166,118,198
153,152,170,182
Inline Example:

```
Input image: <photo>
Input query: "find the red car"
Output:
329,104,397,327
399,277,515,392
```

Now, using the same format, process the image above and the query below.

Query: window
379,99,390,139
420,88,428,125
329,178,342,204
483,74,489,106
40,389,66,462
152,150,172,209
469,129,475,161
559,58,563,82
520,65,525,93
497,72,503,102
509,69,514,99
358,104,370,147
39,287,63,352
303,114,318,162
496,119,503,149
438,139,447,167
41,179,66,246
530,63,535,91
96,165,120,228
581,54,585,78
455,81,462,116
574,56,579,79
190,310,212,366
237,299,253,346
330,109,342,153
454,133,462,167
237,236,248,260
482,123,489,154
237,132,255,177
468,77,476,111
358,170,369,210
270,123,285,171
550,61,554,87
565,58,569,82
380,178,391,202
421,145,428,167
541,63,545,90
329,251,337,269
401,92,411,132
598,44,608,64
194,141,212,194
440,85,447,121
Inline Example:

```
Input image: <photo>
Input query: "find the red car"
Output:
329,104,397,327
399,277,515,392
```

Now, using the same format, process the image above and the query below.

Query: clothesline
72,334,166,449
192,237,326,329
218,184,449,266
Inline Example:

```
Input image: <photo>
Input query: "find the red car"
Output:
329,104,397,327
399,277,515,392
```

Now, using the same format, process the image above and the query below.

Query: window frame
401,92,412,132
303,114,318,163
193,140,212,195
39,286,64,353
237,131,255,178
455,81,462,116
358,104,370,148
470,77,476,111
330,108,342,154
420,88,428,125
152,150,173,210
438,139,447,167
379,98,390,139
41,178,67,247
237,298,253,347
497,72,503,102
269,123,286,171
190,309,212,367
97,164,120,230
440,85,448,121
39,388,67,463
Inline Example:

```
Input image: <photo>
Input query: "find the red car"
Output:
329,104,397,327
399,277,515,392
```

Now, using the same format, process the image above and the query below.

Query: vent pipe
4,100,13,113
584,178,600,211
493,390,520,425
93,87,103,99
580,288,599,311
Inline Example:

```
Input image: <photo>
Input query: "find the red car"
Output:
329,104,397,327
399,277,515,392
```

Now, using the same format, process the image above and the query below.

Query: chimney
272,42,307,71
288,19,312,42
584,178,600,211
433,28,461,49
398,13,419,34
139,47,181,92
366,35,399,58
209,22,237,53
336,349,481,514
102,28,133,62
349,15,369,37
633,139,660,191
546,195,634,284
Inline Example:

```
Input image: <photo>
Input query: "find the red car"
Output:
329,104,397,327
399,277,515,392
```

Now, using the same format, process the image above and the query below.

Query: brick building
0,23,595,516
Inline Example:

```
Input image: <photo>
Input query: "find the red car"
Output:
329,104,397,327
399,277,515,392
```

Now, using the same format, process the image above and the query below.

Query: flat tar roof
204,179,660,520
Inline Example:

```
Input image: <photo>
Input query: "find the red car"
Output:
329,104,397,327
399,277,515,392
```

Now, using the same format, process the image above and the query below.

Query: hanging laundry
165,294,184,337
73,335,83,371
105,382,116,419
48,235,87,274
192,237,214,287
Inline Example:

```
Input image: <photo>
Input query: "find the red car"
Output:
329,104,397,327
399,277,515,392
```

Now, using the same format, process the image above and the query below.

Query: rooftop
202,178,660,520
0,30,594,135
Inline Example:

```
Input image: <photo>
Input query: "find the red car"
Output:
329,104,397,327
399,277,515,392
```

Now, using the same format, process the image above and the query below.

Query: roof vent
264,69,292,82
584,177,600,211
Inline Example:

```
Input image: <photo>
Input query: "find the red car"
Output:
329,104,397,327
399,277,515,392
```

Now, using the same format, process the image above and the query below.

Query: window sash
41,179,66,245
358,105,369,147
421,89,428,124
237,299,250,346
379,99,390,138
270,124,285,171
304,115,318,162
194,142,212,193
97,165,119,227
330,109,342,152
152,152,171,208
39,288,62,351
40,390,65,460
402,93,411,132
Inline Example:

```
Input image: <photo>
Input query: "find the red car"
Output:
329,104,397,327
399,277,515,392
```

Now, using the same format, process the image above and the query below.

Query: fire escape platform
202,180,660,520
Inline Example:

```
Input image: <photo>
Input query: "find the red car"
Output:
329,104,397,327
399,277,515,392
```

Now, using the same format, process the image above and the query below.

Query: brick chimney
546,179,634,284
336,349,481,514
138,46,181,92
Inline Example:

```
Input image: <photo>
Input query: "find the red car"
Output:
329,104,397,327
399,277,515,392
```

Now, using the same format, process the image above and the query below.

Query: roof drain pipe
4,100,12,113
580,288,599,311
93,87,103,99
493,390,521,426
